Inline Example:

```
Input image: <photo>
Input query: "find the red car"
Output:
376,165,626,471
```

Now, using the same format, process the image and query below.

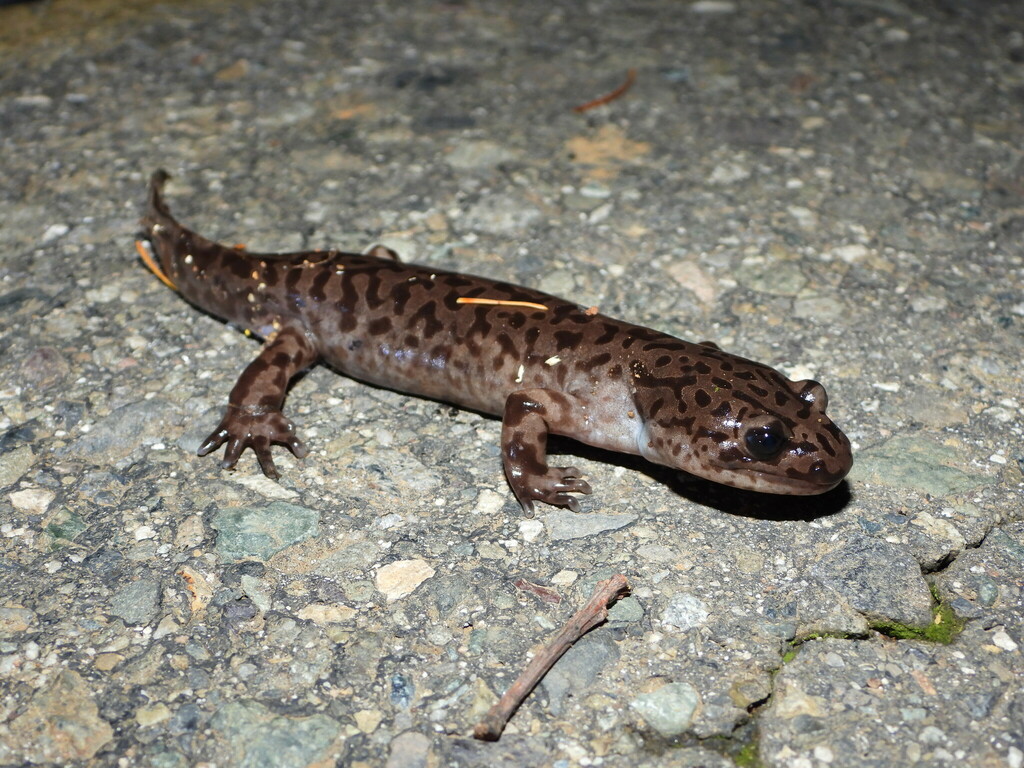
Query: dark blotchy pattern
140,172,853,511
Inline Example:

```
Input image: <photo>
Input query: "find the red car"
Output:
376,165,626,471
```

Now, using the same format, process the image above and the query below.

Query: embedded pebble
446,140,517,170
852,434,997,497
376,559,435,602
543,510,638,540
386,731,431,768
209,700,339,767
662,593,711,631
810,534,933,627
462,195,543,234
8,487,54,514
630,682,701,737
212,501,321,562
0,446,35,487
109,578,161,626
64,399,181,462
41,223,69,242
690,0,736,11
0,670,113,764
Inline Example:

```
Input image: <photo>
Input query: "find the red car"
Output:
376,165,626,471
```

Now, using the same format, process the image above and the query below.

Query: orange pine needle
135,240,177,290
573,68,637,113
456,297,549,311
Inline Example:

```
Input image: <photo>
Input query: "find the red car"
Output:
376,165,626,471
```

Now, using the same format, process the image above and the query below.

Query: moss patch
734,740,763,768
781,631,864,664
871,588,965,643
698,724,764,768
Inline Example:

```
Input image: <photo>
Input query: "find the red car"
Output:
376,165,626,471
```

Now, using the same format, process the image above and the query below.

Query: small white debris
375,513,404,529
474,489,506,516
375,559,435,602
782,364,816,382
883,28,910,43
587,202,614,224
544,356,562,366
15,94,52,107
992,630,1018,652
519,518,544,542
296,603,357,625
550,569,579,586
910,295,948,313
662,593,710,631
873,381,901,393
232,474,299,499
787,205,816,229
9,488,55,515
515,364,525,383
988,454,1007,465
690,0,736,12
830,243,870,263
708,161,750,185
42,224,70,243
579,181,612,199
134,525,157,541
813,745,835,763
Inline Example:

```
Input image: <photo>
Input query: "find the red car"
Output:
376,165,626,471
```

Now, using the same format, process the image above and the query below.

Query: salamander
137,171,853,513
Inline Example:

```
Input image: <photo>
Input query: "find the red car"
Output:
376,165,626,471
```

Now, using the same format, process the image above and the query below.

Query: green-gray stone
630,682,700,738
851,434,996,497
213,502,320,562
47,508,86,542
607,596,645,623
109,578,161,626
734,260,808,296
0,446,35,488
210,700,338,768
544,510,637,540
976,578,999,607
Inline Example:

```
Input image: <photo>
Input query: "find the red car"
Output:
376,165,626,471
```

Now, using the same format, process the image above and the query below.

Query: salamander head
633,354,853,495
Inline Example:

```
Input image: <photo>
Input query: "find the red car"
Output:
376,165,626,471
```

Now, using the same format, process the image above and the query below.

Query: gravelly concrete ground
1,1,1022,766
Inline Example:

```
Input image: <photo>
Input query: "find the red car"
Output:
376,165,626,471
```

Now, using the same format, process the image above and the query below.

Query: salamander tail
137,170,179,291
141,169,176,231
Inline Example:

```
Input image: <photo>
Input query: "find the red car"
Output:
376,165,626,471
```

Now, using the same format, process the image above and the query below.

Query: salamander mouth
713,467,849,496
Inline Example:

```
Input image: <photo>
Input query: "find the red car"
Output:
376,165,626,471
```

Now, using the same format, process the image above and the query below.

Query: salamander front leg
501,389,593,515
198,326,320,479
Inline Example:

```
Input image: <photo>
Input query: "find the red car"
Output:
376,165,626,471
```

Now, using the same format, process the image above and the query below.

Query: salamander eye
744,422,788,461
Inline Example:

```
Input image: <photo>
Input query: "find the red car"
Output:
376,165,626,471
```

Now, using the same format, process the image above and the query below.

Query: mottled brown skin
139,171,853,513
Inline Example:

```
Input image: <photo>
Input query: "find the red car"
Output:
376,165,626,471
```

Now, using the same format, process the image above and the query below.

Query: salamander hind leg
501,389,593,516
198,326,320,479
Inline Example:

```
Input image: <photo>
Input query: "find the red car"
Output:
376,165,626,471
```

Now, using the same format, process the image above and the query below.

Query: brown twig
473,573,630,741
513,577,562,604
572,69,637,113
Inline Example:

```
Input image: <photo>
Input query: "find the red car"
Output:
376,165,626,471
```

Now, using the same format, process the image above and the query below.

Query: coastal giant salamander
138,171,852,513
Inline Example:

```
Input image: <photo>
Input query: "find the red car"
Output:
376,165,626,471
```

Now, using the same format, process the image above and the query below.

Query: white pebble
42,223,70,243
690,0,736,12
991,629,1018,652
519,519,544,542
